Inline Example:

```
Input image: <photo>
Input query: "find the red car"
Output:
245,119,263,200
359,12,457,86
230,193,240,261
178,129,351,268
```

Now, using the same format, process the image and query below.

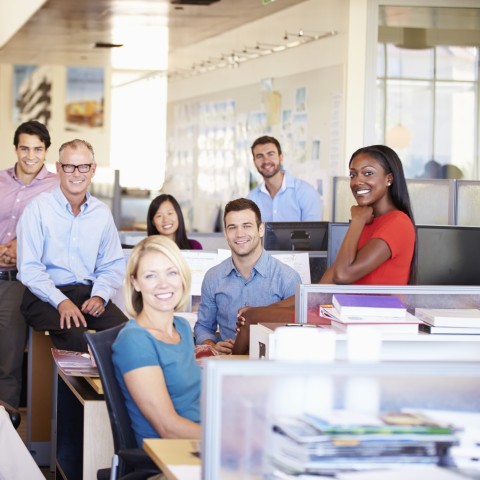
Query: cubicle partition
202,358,480,479
332,176,473,225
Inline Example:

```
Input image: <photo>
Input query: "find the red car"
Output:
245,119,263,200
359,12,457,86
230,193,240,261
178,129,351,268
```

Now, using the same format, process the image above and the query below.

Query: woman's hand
236,306,252,334
351,205,374,225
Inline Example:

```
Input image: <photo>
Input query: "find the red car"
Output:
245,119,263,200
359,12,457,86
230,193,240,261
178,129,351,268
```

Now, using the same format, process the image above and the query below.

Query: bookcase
201,358,480,479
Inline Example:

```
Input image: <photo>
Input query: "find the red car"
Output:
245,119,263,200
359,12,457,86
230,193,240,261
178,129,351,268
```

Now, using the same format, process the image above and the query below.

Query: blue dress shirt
247,172,322,222
17,187,126,308
194,249,301,344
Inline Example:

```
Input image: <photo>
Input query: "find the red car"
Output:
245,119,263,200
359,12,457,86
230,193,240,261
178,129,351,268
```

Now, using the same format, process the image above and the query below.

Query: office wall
165,0,350,227
0,64,112,169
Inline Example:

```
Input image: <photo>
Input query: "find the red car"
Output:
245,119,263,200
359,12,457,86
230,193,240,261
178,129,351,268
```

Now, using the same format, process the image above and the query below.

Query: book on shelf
320,306,418,324
332,294,407,317
419,323,480,335
414,308,480,328
330,316,421,335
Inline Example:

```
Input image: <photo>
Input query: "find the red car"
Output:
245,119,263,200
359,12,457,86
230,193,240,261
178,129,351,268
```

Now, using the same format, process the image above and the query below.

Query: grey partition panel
333,177,456,225
332,176,353,222
188,232,228,250
406,179,455,225
456,181,480,226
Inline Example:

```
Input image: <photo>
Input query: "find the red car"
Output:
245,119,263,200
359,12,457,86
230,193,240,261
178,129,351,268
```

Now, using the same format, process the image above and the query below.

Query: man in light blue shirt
194,198,301,354
247,136,322,221
17,139,127,352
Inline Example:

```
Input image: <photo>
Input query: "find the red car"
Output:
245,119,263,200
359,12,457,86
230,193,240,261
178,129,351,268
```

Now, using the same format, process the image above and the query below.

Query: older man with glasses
17,139,127,352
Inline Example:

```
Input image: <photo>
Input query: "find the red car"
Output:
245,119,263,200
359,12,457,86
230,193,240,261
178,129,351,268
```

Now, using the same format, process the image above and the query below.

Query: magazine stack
267,409,458,478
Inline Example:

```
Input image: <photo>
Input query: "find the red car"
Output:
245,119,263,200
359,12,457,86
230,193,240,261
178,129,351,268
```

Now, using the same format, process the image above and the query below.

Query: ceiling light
93,42,124,49
396,28,431,50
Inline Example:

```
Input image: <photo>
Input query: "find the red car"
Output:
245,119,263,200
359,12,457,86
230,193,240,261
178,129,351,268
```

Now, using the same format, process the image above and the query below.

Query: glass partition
202,358,480,479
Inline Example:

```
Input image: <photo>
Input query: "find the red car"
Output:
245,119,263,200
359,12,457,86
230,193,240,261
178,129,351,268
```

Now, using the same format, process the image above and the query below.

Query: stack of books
319,294,421,334
415,308,480,335
268,410,458,477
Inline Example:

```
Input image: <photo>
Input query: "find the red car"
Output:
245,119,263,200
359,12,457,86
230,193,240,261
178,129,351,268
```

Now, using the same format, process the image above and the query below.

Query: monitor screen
416,225,480,285
263,222,329,251
327,222,349,267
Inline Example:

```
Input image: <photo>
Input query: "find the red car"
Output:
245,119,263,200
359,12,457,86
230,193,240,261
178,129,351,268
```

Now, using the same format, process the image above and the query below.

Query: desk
143,439,201,480
27,329,55,467
56,370,113,480
85,376,103,394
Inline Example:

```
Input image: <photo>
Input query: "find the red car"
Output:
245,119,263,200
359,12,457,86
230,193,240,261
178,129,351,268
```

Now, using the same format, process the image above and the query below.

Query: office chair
0,400,21,429
84,326,160,480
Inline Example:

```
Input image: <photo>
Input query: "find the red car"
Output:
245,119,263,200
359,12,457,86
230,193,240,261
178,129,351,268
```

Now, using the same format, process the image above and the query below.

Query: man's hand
58,299,87,329
213,339,234,354
0,240,17,268
81,296,106,317
203,338,234,354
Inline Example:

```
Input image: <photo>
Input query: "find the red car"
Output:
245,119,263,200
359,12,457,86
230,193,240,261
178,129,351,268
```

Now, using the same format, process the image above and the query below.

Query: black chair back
85,325,137,452
85,325,160,480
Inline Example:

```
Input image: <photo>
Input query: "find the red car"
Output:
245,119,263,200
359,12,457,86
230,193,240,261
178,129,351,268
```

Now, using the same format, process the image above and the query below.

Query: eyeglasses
59,163,93,173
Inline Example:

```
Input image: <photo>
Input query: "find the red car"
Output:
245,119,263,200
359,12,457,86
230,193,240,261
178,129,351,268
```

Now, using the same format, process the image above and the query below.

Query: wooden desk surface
143,439,200,480
85,376,103,394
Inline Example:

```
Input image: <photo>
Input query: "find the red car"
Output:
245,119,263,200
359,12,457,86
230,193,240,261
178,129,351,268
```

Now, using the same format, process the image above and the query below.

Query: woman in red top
321,145,416,285
232,145,416,355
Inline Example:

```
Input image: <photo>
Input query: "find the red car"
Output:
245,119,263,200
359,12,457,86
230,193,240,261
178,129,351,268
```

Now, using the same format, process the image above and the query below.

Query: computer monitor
416,225,480,285
263,222,329,251
327,222,349,267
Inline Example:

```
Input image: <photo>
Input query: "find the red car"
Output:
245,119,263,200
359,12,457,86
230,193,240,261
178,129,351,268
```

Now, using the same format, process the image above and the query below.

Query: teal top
112,317,201,446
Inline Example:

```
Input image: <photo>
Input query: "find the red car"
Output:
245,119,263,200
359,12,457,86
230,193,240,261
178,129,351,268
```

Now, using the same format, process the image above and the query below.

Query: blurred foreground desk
143,439,200,480
56,370,113,480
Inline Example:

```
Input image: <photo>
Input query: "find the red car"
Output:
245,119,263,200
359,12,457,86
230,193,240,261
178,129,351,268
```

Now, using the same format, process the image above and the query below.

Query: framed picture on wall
65,66,104,131
13,64,52,127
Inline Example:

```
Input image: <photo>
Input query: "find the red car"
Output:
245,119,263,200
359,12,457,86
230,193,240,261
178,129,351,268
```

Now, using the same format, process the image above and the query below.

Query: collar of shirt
53,186,91,215
221,249,269,280
9,164,52,185
259,171,292,195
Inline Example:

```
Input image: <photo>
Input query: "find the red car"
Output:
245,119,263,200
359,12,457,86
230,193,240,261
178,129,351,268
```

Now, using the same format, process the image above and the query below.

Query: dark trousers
21,284,127,352
0,280,27,407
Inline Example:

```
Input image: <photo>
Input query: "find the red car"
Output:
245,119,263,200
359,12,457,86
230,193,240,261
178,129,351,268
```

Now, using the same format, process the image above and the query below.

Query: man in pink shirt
0,121,58,407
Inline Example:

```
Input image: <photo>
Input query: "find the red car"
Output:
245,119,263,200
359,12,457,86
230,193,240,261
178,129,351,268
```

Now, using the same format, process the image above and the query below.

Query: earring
387,182,391,186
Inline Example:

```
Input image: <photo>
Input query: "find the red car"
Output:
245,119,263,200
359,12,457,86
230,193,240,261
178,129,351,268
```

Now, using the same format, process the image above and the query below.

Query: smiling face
15,133,48,183
224,208,264,259
132,250,184,315
349,152,394,214
153,200,179,240
252,142,283,179
56,144,96,201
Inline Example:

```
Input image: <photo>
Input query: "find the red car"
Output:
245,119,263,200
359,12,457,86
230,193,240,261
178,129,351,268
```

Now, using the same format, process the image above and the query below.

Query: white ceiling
1,1,479,72
0,0,308,70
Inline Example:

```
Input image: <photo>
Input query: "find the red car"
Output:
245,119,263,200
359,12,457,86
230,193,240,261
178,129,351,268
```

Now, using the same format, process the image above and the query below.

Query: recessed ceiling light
93,42,124,49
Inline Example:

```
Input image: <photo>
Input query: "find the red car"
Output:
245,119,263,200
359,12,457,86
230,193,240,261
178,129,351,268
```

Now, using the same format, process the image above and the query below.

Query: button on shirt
247,172,322,222
0,165,58,259
17,187,126,308
194,249,301,344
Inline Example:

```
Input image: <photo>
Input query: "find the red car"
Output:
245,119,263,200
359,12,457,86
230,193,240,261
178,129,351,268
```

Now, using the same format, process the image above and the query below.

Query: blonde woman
112,236,201,446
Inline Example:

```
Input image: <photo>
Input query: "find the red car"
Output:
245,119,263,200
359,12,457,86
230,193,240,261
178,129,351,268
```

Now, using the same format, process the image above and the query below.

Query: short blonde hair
124,235,191,318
